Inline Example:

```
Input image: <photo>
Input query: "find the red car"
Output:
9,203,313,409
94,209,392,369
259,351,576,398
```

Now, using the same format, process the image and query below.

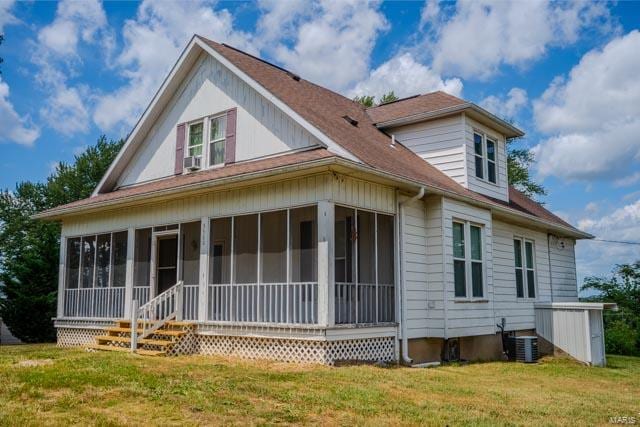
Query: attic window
342,115,358,127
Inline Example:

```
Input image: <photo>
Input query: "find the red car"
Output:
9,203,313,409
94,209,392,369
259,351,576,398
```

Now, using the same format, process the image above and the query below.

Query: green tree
379,91,398,104
582,261,640,356
353,94,375,108
507,139,546,199
353,91,399,108
0,136,124,342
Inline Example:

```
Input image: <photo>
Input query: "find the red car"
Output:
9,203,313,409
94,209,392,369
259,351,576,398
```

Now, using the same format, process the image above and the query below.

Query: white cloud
614,172,640,188
576,199,640,282
93,0,254,131
428,0,616,80
30,0,112,136
479,87,528,120
264,0,389,92
256,0,308,46
584,202,599,215
350,52,462,99
419,0,440,30
0,0,18,33
532,30,640,181
0,77,40,146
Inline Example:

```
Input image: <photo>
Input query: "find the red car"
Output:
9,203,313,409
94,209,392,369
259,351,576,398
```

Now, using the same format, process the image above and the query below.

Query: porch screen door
157,236,178,294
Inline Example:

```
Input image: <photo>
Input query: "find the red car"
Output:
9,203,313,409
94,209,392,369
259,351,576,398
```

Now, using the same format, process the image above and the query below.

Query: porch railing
131,281,184,348
63,288,125,319
207,282,318,325
335,282,395,325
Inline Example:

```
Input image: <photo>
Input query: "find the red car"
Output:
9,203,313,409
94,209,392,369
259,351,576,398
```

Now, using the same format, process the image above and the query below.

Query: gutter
398,186,425,365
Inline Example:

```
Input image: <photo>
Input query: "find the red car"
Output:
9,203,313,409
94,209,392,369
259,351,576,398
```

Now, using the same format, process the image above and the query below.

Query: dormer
367,92,523,202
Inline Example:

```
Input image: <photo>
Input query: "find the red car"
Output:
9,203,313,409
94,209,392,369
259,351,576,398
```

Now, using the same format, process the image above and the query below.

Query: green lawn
0,345,638,426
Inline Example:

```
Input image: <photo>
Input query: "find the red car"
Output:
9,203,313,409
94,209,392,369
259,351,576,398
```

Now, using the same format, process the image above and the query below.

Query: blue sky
1,0,639,287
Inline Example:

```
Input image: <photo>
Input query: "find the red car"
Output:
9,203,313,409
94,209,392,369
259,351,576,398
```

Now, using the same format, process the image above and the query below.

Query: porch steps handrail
130,281,184,351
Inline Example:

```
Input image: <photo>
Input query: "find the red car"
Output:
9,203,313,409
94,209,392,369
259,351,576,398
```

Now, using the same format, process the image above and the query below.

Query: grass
0,345,638,426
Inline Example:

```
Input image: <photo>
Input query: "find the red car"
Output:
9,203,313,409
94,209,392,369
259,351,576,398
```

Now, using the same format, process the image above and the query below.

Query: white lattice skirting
56,326,396,365
196,335,395,365
57,327,103,347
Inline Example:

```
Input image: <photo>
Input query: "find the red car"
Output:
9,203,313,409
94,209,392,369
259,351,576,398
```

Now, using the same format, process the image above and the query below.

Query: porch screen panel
95,234,111,288
334,206,355,324
289,206,318,324
81,236,96,289
209,217,232,321
377,214,395,322
180,221,201,286
260,210,287,283
210,218,231,284
290,206,317,282
111,231,127,287
233,214,258,322
357,210,376,323
134,228,151,287
65,237,81,289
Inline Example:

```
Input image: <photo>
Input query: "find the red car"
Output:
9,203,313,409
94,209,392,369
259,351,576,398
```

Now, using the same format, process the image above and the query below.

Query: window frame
208,113,227,167
184,112,228,171
513,237,537,299
452,219,486,300
472,130,499,185
186,121,204,159
64,230,128,289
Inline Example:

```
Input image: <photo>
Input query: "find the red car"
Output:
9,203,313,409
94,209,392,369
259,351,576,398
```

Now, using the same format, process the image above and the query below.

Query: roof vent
342,115,358,127
290,74,301,81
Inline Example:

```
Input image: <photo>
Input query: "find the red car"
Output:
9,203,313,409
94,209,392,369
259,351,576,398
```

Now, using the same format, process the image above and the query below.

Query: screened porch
59,203,396,327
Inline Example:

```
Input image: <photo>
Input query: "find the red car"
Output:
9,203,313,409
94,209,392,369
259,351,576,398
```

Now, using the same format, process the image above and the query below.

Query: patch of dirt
16,358,54,367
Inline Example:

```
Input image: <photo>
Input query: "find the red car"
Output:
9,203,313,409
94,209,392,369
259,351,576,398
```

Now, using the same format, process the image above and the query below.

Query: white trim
93,37,361,195
513,237,537,300
534,302,618,310
451,219,486,301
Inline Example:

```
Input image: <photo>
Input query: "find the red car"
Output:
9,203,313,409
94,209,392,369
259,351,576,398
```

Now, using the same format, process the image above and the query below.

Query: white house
36,36,596,365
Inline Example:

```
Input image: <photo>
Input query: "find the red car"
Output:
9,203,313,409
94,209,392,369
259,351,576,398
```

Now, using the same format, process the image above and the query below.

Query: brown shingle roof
39,148,335,214
366,91,467,124
39,36,585,236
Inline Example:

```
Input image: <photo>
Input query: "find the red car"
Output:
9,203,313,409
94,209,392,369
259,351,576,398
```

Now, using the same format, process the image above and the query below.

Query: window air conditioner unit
183,156,201,171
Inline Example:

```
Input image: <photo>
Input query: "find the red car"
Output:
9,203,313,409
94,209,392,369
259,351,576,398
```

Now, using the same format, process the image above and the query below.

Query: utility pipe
398,186,425,365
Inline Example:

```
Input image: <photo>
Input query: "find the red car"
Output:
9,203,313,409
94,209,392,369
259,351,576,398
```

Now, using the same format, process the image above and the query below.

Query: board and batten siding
391,115,467,187
463,115,509,202
492,220,553,331
442,198,495,337
117,53,321,188
62,174,395,237
548,237,579,301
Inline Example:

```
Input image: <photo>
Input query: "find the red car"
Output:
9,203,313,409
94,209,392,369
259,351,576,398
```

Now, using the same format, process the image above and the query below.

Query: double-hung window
188,122,204,157
453,221,484,298
209,115,226,166
514,238,536,298
473,132,497,184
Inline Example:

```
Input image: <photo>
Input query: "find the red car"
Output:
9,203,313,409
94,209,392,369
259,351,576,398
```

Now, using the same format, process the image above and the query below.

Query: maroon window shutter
225,108,237,164
175,123,186,174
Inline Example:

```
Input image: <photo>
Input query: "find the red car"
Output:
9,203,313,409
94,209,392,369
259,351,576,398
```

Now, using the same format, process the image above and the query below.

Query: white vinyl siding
464,115,509,201
548,236,579,302
390,115,468,187
492,220,552,331
118,54,321,188
442,198,494,337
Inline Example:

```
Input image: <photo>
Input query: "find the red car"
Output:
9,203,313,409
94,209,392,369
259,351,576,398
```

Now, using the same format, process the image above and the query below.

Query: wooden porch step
165,321,196,327
96,335,174,347
105,327,187,337
87,344,165,357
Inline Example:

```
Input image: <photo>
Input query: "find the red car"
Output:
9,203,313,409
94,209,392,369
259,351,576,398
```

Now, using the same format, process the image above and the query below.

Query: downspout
398,186,425,365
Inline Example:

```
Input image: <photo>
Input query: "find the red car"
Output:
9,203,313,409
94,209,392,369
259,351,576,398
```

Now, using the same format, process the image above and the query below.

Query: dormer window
209,115,226,166
473,132,497,184
188,122,204,157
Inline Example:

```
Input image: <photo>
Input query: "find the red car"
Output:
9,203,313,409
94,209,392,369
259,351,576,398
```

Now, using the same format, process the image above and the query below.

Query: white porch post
56,235,67,318
124,227,135,316
198,217,210,322
317,201,334,327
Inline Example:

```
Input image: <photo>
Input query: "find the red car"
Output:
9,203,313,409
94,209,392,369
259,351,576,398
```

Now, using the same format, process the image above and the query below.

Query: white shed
534,302,617,367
